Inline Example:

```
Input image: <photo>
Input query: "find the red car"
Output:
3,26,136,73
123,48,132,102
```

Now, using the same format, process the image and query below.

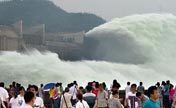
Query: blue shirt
164,85,169,96
142,99,160,108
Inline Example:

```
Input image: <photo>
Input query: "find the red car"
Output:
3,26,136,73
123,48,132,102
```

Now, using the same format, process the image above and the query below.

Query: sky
50,0,176,20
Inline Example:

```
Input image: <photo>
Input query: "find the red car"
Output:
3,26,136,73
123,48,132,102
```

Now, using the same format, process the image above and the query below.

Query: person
125,84,139,108
78,86,85,94
92,81,99,96
9,86,18,108
142,86,160,108
0,82,9,108
110,80,121,92
29,85,45,108
156,82,163,108
94,83,108,108
76,94,89,108
108,90,123,108
136,92,148,107
125,82,131,97
169,84,175,108
60,87,72,108
172,85,176,108
137,82,145,94
102,82,108,91
38,84,44,99
0,96,6,108
49,87,54,108
69,81,78,106
83,85,96,108
53,83,60,108
20,92,36,108
163,80,170,108
17,87,25,107
124,82,131,105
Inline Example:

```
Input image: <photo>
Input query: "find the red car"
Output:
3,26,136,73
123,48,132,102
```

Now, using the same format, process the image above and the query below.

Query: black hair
127,82,130,85
161,81,166,86
170,84,174,89
29,85,38,91
56,83,59,87
147,86,157,97
77,94,83,102
136,92,142,97
112,80,121,89
40,84,43,87
0,82,4,87
166,80,170,85
95,82,99,88
140,82,143,86
86,85,92,92
156,82,160,87
131,84,137,88
19,86,25,91
24,91,35,103
64,87,69,92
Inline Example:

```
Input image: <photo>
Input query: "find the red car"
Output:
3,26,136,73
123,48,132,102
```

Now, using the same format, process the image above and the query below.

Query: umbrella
43,83,56,90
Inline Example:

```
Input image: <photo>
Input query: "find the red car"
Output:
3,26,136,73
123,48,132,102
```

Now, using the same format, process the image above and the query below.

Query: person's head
170,84,174,89
76,94,83,102
147,86,159,101
0,82,4,87
136,92,142,99
78,86,84,94
64,87,69,93
86,85,92,92
166,80,170,85
161,81,166,86
127,82,130,86
131,84,137,93
112,90,118,98
59,83,62,86
24,91,36,105
19,86,25,96
16,83,21,88
95,82,99,89
40,84,43,88
113,79,117,84
99,83,104,91
102,82,106,89
139,82,143,86
10,86,15,97
73,81,77,85
12,81,16,87
29,85,38,96
56,83,59,87
156,82,160,87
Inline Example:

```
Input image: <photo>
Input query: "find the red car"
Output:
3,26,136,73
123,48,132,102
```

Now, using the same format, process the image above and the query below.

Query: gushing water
1,14,176,88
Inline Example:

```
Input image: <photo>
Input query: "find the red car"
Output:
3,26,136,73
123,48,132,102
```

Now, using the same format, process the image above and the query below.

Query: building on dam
0,21,85,60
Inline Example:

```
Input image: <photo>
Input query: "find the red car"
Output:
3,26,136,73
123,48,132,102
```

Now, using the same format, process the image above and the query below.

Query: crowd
0,80,175,108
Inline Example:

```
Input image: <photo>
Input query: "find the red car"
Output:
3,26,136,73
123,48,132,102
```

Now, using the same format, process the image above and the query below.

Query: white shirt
126,92,138,108
76,100,89,108
125,85,131,96
20,104,33,108
33,97,44,108
0,87,9,102
10,97,19,108
17,95,25,106
69,85,78,100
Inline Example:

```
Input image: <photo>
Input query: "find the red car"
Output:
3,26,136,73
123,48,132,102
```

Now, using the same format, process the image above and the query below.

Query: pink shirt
20,104,33,108
169,89,175,99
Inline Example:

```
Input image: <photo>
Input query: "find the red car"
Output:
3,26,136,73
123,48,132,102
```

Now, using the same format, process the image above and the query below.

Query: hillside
0,0,106,32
